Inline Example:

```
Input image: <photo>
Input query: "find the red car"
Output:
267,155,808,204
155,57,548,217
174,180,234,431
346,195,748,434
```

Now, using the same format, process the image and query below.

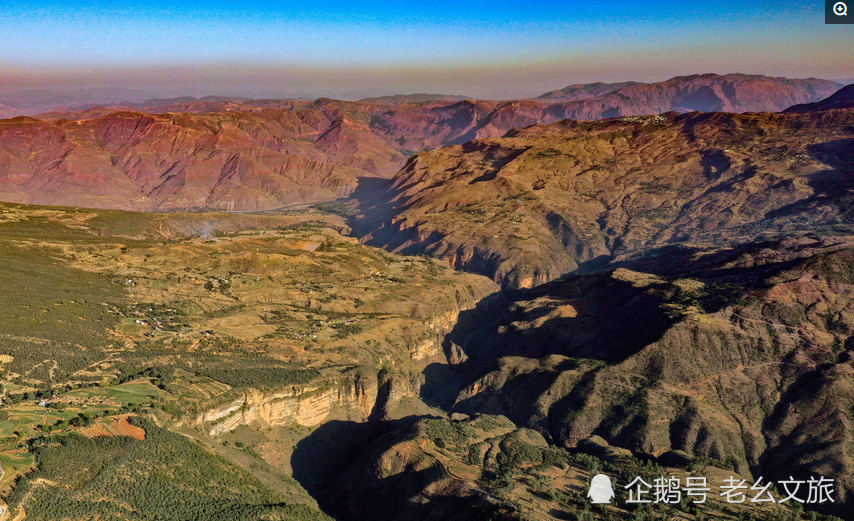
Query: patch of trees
195,367,321,389
10,418,332,521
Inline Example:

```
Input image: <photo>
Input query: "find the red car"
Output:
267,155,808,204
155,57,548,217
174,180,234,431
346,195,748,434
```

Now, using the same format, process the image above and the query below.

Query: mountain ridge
785,84,854,113
358,106,854,288
0,73,846,213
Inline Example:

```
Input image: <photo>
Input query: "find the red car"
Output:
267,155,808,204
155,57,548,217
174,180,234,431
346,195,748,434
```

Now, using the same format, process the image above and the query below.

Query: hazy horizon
1,69,851,105
2,1,853,102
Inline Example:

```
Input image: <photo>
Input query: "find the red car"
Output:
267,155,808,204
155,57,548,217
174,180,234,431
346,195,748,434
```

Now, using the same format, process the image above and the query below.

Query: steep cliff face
199,372,386,435
196,276,500,435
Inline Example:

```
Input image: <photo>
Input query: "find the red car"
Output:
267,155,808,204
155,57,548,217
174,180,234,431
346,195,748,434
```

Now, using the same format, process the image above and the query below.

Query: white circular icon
588,474,616,504
834,1,848,16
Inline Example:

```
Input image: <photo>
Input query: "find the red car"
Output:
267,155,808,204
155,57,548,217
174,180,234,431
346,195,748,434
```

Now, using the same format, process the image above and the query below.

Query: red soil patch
80,415,146,440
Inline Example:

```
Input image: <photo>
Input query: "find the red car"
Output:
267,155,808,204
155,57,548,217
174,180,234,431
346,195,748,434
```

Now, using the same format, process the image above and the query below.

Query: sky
1,0,853,100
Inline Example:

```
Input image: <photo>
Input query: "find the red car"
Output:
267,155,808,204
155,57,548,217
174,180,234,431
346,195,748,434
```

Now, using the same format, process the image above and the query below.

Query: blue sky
1,1,852,98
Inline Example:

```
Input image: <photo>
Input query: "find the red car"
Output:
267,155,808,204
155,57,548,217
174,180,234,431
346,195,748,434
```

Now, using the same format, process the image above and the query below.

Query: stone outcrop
199,371,387,435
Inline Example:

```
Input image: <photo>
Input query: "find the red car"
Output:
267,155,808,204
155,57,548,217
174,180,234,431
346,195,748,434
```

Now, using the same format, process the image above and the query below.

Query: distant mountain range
0,73,840,120
357,93,472,103
536,80,644,101
1,72,853,519
0,73,846,211
0,109,404,211
0,86,157,118
538,73,840,118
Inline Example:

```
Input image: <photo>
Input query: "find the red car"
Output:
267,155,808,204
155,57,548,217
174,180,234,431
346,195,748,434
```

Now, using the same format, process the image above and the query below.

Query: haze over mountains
0,87,159,119
0,74,839,120
535,74,839,113
0,74,843,212
1,70,854,520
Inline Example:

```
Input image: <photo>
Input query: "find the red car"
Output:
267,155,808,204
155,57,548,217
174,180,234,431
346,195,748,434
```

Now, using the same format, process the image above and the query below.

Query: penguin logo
587,474,615,504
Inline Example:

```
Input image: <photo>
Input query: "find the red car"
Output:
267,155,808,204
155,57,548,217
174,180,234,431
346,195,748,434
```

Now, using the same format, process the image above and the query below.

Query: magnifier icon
834,1,848,15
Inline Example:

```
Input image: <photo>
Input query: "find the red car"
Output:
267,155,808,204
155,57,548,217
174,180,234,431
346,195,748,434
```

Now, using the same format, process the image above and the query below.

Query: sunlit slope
0,202,497,519
361,109,854,288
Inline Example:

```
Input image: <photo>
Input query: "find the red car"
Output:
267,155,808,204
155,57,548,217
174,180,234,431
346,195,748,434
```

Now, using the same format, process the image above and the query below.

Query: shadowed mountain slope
431,237,854,519
360,108,854,288
785,84,854,113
